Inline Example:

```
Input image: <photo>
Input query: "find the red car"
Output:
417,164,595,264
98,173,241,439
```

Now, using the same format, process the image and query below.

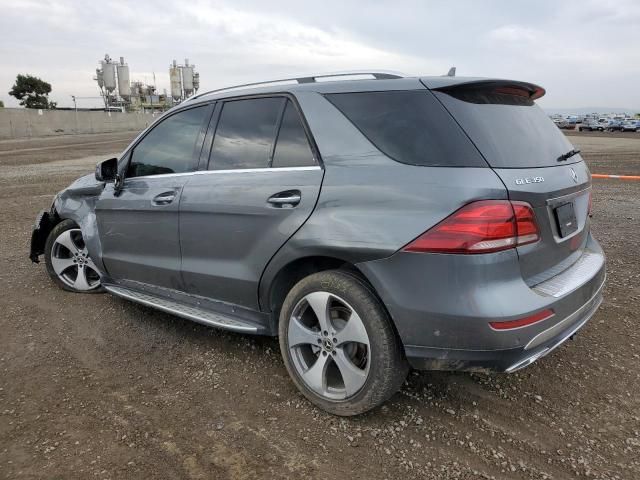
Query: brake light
403,200,540,254
489,309,555,330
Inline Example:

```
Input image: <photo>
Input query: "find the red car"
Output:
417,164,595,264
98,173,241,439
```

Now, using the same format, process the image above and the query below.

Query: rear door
179,96,323,309
431,81,592,285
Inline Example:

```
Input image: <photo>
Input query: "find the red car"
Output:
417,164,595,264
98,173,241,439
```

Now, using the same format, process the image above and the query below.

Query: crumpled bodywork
50,174,107,275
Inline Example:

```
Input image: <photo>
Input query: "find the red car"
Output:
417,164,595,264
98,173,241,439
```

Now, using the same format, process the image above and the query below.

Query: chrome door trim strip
125,165,321,181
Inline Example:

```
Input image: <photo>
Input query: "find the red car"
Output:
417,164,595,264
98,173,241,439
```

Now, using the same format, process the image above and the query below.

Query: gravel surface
0,132,638,479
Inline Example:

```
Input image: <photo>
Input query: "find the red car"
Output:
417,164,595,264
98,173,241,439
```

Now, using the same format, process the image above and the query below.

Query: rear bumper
356,233,605,372
404,280,603,372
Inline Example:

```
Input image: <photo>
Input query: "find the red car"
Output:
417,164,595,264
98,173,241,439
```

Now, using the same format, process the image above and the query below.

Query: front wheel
44,219,103,293
279,270,408,416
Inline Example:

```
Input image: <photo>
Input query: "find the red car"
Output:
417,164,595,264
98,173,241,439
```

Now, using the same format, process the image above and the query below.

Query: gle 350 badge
515,176,544,185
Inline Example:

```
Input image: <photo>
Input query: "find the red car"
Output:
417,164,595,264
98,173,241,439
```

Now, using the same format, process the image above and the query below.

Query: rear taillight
403,200,540,254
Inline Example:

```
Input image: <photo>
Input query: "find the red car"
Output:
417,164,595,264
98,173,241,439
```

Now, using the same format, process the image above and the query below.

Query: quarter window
325,91,486,167
272,100,315,168
210,97,284,170
128,106,208,177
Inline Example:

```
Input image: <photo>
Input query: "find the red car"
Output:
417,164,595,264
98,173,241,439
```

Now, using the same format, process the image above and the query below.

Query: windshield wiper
557,149,581,162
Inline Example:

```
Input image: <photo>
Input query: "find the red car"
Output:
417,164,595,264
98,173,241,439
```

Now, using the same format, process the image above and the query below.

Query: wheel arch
262,254,395,337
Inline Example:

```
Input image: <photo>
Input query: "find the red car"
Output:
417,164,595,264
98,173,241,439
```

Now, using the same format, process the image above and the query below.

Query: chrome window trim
124,165,321,181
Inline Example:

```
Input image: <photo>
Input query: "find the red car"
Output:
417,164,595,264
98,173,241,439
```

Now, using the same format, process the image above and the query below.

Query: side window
326,91,486,167
128,106,208,177
272,100,316,168
210,97,283,170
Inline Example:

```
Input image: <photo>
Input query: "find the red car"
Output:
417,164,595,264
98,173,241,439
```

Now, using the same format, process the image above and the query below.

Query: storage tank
182,58,194,97
117,56,131,100
193,72,200,93
95,68,104,89
101,55,116,94
170,59,182,100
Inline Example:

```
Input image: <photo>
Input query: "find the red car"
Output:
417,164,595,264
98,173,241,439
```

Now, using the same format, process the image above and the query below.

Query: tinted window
128,106,208,177
326,91,486,167
435,88,577,168
210,97,283,170
272,101,315,168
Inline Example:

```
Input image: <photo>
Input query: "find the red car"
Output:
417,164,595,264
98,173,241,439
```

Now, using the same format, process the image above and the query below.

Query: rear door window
272,100,316,168
209,97,284,170
325,90,486,167
434,86,578,168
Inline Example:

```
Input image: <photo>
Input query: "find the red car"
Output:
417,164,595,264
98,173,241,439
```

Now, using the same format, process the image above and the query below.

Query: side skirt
103,280,272,335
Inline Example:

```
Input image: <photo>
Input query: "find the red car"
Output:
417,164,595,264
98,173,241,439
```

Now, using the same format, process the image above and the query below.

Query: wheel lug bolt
322,351,327,356
333,338,337,343
317,339,322,344
323,330,328,336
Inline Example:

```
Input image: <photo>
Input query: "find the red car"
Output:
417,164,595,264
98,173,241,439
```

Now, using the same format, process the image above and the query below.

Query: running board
104,284,260,333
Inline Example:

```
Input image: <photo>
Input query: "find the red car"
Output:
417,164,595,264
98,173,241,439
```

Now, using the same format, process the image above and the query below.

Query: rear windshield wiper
557,149,581,162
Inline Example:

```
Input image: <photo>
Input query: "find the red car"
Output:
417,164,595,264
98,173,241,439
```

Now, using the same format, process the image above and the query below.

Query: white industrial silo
170,60,182,101
117,56,131,100
101,54,116,94
193,72,200,93
95,68,104,89
182,58,194,97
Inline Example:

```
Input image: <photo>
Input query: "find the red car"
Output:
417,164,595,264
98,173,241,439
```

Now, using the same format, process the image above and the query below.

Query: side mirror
95,157,118,182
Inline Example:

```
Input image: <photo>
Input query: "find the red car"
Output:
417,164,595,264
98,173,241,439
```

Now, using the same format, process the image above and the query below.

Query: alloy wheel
50,228,101,291
288,291,371,400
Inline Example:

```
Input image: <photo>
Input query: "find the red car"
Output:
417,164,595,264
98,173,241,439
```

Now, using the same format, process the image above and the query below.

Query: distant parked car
578,120,604,132
621,120,640,132
606,120,623,132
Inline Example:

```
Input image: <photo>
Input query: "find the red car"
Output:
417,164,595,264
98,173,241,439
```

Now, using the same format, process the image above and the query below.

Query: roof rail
188,71,406,102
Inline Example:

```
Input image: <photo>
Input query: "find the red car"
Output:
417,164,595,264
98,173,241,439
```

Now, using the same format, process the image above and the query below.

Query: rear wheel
279,270,408,416
44,219,103,293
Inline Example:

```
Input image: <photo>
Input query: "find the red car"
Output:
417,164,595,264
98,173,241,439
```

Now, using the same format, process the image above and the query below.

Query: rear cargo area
430,80,593,284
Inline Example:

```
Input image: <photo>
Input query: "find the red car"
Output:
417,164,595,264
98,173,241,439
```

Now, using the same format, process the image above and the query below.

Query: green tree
8,74,57,109
0,100,4,108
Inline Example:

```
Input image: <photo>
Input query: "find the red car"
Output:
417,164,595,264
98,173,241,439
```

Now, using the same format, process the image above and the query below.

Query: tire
44,219,104,293
278,270,408,416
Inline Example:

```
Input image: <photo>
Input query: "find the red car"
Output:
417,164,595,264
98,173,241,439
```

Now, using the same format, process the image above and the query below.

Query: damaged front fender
30,173,108,277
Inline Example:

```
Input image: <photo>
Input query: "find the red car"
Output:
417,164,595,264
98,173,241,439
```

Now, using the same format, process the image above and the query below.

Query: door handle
267,191,301,208
152,191,177,205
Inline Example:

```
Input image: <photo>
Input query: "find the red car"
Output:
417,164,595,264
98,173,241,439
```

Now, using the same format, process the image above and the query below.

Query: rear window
434,86,578,169
325,91,486,167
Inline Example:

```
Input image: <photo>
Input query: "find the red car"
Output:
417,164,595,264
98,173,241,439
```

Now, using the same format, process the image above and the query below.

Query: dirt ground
0,131,638,480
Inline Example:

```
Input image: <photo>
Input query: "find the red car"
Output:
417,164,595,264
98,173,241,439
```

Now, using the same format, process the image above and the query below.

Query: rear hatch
427,79,591,285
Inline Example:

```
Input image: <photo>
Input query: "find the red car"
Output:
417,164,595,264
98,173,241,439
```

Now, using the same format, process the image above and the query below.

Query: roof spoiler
433,79,546,100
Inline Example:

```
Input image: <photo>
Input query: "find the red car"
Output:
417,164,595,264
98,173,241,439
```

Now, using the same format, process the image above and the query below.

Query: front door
96,104,211,289
180,97,323,309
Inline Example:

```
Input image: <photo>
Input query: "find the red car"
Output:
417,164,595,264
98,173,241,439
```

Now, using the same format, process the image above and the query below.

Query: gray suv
30,72,606,415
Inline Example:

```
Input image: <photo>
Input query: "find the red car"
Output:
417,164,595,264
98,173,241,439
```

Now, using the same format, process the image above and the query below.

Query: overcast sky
1,0,639,110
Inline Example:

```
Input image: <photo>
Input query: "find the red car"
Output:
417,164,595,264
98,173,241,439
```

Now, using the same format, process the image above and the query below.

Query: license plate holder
555,202,577,238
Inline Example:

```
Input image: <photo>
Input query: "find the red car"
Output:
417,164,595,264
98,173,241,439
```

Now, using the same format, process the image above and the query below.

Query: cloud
0,0,638,110
487,25,540,43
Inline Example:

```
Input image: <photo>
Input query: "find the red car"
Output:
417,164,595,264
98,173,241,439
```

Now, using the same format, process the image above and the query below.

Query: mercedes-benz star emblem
569,167,578,183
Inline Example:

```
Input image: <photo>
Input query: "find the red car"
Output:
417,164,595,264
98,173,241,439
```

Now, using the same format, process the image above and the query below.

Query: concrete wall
0,108,154,140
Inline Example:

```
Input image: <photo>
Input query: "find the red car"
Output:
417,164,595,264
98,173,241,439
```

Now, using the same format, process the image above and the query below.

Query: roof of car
181,73,544,107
